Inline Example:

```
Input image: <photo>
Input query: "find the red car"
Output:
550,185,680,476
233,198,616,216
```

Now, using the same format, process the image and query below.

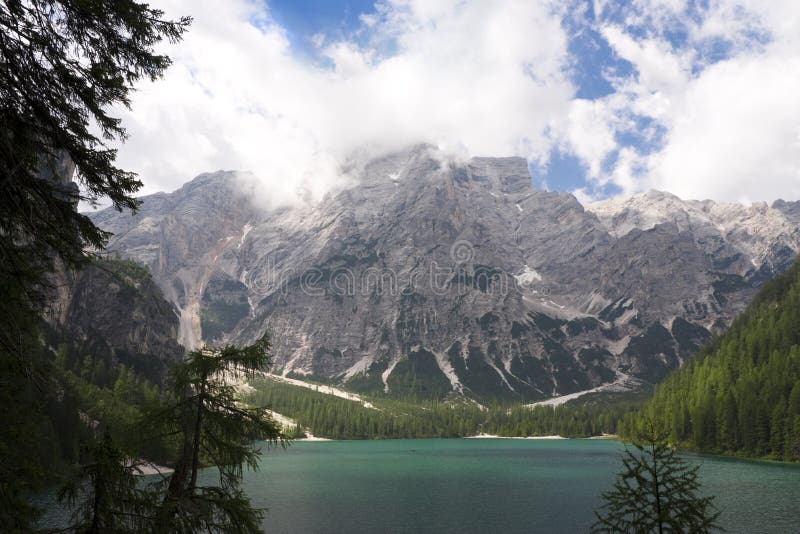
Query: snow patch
514,265,542,286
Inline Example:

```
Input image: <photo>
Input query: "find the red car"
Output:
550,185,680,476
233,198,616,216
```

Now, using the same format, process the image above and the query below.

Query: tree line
246,377,634,440
622,258,800,461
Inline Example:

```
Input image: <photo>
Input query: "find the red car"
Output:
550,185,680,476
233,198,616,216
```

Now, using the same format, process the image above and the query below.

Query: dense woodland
622,258,800,461
49,333,172,465
246,377,633,440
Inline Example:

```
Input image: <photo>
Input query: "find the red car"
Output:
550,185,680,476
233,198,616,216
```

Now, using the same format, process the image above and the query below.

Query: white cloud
583,0,800,202
649,52,800,202
113,0,574,208
561,98,618,180
601,25,691,97
108,0,800,208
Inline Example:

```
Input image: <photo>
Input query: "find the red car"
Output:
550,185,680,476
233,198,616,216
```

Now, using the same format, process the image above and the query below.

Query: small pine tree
593,422,721,533
292,423,308,439
146,333,289,533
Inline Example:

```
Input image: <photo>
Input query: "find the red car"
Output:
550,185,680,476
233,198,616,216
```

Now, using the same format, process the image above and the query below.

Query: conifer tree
0,1,189,527
146,333,289,533
59,430,158,533
0,0,190,286
593,422,721,533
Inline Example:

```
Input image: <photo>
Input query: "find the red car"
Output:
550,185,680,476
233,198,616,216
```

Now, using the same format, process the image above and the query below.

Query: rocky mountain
91,146,800,401
49,259,185,384
38,153,184,384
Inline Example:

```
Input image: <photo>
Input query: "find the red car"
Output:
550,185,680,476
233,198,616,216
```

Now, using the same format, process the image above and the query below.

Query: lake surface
239,438,799,533
36,438,799,532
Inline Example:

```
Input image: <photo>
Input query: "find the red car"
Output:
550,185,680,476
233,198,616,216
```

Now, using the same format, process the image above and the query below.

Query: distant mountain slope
91,145,800,401
48,259,184,384
589,190,800,284
628,258,800,460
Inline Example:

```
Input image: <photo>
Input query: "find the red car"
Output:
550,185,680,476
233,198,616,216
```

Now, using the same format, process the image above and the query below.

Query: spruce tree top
593,423,722,533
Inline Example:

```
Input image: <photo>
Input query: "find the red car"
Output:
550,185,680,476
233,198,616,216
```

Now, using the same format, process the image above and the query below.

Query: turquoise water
241,439,799,533
36,439,799,532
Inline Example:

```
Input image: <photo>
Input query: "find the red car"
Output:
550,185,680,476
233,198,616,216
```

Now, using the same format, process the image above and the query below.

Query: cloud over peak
114,0,800,207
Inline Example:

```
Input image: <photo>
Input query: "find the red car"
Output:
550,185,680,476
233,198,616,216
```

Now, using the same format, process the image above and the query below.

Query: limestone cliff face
53,260,184,383
91,173,258,349
91,146,800,400
35,152,184,383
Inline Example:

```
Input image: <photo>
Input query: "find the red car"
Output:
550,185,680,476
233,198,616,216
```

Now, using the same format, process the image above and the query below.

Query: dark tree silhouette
0,0,190,315
593,422,721,533
147,333,289,533
59,431,158,533
0,2,189,526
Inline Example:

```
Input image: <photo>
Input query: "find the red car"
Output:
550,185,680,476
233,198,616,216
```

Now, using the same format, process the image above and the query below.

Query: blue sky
118,0,800,205
267,0,376,47
262,0,687,197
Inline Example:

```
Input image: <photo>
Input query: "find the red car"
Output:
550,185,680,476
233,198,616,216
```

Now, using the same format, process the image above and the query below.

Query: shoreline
289,433,622,442
133,460,174,476
284,436,800,465
465,433,566,440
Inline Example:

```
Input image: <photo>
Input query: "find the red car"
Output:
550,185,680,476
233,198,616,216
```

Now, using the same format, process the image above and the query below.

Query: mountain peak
92,149,800,401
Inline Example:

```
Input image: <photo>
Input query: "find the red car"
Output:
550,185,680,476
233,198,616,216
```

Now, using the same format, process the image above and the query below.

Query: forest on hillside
622,259,800,461
246,377,633,440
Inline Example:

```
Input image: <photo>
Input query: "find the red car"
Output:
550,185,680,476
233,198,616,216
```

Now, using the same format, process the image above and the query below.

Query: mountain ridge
91,146,800,401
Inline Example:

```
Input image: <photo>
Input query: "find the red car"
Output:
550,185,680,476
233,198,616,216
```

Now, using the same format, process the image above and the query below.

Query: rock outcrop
53,259,184,383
